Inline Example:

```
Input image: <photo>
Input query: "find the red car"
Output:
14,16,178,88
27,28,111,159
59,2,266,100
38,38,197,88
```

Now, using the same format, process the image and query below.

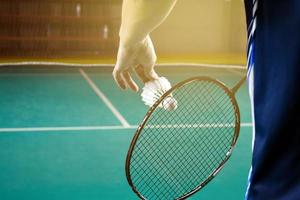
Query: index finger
123,70,139,92
112,69,126,90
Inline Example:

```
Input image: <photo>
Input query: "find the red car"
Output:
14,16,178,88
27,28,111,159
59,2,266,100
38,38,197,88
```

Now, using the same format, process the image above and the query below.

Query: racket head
126,76,241,200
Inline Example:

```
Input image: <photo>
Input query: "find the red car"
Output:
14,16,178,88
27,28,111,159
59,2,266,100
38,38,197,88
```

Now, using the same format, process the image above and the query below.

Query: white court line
79,68,131,128
0,61,246,70
0,126,138,133
0,123,253,133
158,63,246,70
226,68,246,76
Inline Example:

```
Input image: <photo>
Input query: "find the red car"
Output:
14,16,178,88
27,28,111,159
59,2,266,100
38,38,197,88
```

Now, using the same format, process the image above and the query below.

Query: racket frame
126,76,241,200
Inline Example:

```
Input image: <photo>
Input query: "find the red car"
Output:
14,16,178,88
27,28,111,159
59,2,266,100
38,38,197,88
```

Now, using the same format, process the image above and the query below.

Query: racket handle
135,64,152,83
231,76,247,94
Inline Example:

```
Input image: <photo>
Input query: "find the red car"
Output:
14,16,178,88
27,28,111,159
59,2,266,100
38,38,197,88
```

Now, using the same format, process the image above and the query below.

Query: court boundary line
79,68,131,128
0,61,246,70
226,68,246,76
0,123,253,133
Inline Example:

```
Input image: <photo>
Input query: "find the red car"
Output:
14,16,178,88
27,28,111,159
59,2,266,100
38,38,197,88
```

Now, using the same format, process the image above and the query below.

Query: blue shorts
245,0,300,199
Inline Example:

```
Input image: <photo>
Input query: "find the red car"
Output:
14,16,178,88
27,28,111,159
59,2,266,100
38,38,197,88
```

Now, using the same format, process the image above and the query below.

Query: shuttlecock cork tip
162,96,178,111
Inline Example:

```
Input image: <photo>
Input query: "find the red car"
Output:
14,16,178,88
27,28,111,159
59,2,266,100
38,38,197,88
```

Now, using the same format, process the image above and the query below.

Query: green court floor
0,65,252,200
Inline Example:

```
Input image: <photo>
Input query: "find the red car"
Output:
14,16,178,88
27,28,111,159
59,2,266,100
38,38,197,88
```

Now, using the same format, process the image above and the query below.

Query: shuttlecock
141,77,178,111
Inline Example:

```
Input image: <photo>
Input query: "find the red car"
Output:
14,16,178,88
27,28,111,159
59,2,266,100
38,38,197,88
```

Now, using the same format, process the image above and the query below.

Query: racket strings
130,80,237,200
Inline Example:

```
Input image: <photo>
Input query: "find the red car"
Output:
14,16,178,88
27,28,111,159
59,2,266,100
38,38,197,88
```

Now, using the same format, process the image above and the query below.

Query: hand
113,35,158,92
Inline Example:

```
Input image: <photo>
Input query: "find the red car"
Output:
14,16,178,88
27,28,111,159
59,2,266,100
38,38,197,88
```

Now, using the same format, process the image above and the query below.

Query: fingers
143,67,159,80
113,35,158,91
112,69,126,90
113,68,139,92
123,70,139,92
135,64,159,84
135,64,151,83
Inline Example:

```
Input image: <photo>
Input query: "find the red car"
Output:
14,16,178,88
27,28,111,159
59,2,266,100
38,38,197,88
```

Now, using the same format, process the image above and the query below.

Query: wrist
119,34,148,49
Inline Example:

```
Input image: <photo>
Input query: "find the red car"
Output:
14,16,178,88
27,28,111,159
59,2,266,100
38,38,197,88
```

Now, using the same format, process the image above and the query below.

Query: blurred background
0,0,246,64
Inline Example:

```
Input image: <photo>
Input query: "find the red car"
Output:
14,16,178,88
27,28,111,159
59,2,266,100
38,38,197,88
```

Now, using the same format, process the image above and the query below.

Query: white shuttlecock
141,77,178,111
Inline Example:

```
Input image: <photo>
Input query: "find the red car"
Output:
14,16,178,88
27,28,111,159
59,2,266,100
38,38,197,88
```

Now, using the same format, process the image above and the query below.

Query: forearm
120,0,177,47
